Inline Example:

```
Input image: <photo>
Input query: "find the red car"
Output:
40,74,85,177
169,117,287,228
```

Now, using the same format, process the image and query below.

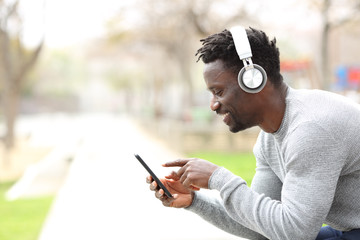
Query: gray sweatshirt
187,87,360,240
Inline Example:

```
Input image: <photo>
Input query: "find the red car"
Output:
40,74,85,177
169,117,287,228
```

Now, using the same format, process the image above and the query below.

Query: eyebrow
208,86,224,95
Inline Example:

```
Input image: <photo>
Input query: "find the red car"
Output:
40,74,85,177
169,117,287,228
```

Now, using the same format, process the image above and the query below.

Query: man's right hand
146,172,195,208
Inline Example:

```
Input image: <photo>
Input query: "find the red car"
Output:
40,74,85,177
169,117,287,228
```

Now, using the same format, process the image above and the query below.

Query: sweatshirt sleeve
209,123,344,240
186,190,268,240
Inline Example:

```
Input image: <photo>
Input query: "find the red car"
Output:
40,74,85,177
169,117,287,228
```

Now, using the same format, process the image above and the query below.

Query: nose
210,99,220,111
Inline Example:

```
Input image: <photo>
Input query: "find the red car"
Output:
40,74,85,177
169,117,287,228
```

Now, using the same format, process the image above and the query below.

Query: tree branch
5,0,19,21
14,39,44,86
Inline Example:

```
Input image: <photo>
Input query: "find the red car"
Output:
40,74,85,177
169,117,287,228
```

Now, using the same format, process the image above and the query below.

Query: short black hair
196,27,283,86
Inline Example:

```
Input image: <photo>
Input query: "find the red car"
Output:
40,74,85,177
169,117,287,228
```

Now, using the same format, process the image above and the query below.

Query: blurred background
0,0,359,239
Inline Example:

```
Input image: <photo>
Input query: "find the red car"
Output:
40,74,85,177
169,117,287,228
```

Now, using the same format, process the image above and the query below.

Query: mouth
218,112,231,125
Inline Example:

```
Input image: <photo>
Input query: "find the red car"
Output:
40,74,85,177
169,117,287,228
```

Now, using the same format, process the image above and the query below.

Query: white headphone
230,26,267,94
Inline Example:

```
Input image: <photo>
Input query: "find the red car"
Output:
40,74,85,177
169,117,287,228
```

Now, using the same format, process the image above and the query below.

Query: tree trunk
2,85,18,149
320,0,331,90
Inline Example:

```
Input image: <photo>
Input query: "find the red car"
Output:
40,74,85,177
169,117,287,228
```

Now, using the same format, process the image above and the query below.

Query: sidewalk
37,114,242,240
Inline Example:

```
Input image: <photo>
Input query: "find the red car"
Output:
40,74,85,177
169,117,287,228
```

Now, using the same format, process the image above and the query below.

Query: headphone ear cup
238,64,267,93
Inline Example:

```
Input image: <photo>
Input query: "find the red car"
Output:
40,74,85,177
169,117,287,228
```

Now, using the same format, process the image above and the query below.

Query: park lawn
0,181,54,240
187,151,257,185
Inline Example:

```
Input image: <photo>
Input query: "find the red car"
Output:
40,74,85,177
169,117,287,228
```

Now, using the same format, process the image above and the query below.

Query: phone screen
134,154,173,198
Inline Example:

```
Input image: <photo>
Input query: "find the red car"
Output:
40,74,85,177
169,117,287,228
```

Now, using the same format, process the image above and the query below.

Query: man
146,26,360,240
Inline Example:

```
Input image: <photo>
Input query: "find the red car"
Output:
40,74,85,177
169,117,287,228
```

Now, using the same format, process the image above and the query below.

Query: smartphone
134,154,173,198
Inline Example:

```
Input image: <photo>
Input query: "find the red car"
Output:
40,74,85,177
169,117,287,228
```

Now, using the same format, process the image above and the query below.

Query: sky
20,0,127,48
18,0,320,49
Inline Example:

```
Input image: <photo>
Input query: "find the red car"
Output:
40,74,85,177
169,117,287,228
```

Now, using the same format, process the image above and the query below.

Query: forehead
203,60,236,87
203,59,226,75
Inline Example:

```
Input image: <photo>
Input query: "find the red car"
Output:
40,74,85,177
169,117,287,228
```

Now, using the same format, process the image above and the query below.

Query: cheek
227,88,243,106
229,92,252,116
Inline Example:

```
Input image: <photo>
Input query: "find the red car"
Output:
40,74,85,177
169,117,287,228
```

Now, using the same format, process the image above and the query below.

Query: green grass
187,151,256,185
0,181,54,240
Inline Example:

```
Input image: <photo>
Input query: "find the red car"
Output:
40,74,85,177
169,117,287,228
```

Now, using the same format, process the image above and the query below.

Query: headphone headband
230,26,252,60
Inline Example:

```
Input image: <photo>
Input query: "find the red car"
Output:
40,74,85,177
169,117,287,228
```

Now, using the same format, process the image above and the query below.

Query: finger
190,185,200,191
163,159,191,167
146,176,153,183
149,181,158,191
179,173,201,190
165,171,180,181
162,199,171,207
181,174,192,189
162,194,180,207
162,195,175,207
155,188,164,199
179,168,189,184
177,164,188,179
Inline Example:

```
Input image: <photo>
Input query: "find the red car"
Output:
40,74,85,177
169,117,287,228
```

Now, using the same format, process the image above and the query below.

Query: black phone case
134,154,173,198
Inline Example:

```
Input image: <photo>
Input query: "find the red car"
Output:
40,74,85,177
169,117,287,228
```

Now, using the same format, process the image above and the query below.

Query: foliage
187,151,256,185
0,182,54,240
105,68,143,91
25,50,87,98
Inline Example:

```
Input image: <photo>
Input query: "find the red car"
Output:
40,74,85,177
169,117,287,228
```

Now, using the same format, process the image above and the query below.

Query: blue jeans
316,226,360,240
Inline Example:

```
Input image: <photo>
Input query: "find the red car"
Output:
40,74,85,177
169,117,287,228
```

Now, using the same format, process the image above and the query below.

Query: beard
228,113,254,133
229,122,247,133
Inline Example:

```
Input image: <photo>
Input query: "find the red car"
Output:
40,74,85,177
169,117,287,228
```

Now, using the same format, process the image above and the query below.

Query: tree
108,0,254,119
0,0,44,149
311,0,360,89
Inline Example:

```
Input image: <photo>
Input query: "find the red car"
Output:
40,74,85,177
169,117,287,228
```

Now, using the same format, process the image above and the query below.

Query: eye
214,90,223,96
208,88,223,98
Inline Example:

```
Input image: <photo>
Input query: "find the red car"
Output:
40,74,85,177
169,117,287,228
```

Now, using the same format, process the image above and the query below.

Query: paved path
36,114,243,240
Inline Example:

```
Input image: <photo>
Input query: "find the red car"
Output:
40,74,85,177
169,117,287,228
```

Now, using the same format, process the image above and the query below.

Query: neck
259,82,288,133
